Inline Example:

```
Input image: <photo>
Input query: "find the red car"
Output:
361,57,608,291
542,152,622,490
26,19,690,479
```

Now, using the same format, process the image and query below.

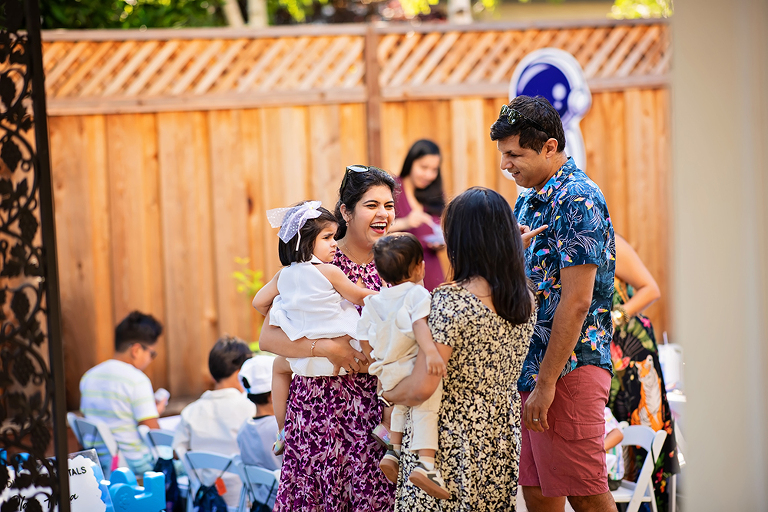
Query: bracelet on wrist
611,304,628,327
310,339,319,357
378,389,394,408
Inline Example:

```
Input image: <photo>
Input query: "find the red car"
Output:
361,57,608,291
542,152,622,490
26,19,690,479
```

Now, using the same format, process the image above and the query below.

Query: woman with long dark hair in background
390,139,446,290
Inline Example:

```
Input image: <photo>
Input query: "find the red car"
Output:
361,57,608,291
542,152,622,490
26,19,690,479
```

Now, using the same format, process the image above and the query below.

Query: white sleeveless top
269,256,361,376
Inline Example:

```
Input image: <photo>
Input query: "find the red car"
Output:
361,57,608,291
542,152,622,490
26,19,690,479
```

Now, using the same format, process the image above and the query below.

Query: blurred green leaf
231,258,265,299
41,0,227,29
609,0,673,19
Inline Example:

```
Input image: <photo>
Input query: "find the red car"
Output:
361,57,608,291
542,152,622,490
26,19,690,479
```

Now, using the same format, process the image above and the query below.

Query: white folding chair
233,457,280,512
144,428,177,461
182,451,241,512
611,425,668,512
67,412,85,447
69,415,127,478
141,428,189,498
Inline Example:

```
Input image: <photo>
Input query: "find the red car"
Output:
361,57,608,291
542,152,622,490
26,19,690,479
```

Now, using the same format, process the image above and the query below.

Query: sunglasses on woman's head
340,164,376,192
499,104,550,139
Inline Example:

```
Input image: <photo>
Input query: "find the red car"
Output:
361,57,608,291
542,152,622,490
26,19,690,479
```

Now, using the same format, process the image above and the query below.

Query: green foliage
232,257,264,298
399,0,440,18
609,0,673,19
41,0,227,29
232,257,265,353
267,0,325,23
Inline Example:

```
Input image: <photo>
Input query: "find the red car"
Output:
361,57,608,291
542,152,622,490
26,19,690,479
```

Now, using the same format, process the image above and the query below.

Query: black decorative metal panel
1,1,69,511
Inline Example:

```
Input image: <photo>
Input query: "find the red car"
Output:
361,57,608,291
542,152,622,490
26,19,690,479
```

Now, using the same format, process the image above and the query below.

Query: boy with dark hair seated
80,311,165,475
237,355,282,510
173,336,255,509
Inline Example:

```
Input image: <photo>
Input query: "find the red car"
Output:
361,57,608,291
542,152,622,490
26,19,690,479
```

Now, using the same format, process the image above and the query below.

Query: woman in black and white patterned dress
382,187,538,512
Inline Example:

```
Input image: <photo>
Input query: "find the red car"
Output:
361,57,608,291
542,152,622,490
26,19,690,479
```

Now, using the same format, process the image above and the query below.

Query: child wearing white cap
237,355,283,510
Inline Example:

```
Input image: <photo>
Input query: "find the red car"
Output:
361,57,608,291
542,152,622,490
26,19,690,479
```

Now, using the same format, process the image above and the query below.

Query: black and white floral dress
395,285,535,512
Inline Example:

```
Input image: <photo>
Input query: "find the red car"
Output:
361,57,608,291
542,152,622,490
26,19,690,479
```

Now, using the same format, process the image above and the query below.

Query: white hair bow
266,201,323,250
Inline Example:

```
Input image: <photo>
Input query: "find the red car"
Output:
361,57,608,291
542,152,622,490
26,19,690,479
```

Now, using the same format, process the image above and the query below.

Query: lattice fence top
377,23,669,98
38,20,669,114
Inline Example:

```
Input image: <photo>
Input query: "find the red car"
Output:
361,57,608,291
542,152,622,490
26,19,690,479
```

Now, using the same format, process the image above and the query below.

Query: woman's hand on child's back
317,336,368,376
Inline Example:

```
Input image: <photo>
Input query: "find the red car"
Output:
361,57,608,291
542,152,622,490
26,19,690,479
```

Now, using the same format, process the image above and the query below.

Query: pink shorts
519,365,611,497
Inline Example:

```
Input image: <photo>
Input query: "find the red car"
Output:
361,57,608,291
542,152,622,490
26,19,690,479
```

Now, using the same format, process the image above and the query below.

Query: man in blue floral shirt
491,96,616,512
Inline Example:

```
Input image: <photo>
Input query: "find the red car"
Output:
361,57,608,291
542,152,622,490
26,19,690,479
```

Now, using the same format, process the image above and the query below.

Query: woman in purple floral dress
259,166,397,511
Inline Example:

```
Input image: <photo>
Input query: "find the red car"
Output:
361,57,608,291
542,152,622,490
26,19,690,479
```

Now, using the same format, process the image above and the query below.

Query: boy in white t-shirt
237,355,282,509
173,336,256,509
357,233,450,500
79,311,165,475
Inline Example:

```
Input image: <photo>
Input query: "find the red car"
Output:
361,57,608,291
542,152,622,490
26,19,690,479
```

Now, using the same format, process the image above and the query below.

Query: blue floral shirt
514,158,615,392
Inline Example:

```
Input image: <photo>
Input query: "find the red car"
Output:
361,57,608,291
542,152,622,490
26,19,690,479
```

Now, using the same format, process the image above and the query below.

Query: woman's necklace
339,238,373,266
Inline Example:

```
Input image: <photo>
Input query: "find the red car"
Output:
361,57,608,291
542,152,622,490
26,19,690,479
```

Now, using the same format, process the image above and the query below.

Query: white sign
67,455,107,512
0,452,111,512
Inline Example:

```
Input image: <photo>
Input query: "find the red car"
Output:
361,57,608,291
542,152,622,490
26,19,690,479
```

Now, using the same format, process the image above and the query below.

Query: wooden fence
38,20,672,408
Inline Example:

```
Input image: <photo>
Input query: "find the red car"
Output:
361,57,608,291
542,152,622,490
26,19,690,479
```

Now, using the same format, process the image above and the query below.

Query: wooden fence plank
50,115,115,410
105,113,167,390
339,103,369,169
308,104,343,208
380,102,407,174
208,110,254,342
157,111,219,396
239,109,268,342
449,98,489,193
652,88,671,336
259,107,311,277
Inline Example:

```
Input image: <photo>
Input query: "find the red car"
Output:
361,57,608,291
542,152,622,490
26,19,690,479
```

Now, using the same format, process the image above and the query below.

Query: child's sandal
272,428,285,456
371,423,392,450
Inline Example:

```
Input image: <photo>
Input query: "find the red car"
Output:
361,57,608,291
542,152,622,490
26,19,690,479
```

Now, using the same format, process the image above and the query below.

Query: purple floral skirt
273,373,395,512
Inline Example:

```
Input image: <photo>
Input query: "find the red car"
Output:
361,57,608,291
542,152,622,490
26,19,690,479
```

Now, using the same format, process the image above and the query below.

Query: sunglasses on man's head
499,104,550,139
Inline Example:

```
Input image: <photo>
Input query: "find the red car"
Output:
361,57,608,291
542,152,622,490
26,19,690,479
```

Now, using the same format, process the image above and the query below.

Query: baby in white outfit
357,232,450,500
252,201,376,453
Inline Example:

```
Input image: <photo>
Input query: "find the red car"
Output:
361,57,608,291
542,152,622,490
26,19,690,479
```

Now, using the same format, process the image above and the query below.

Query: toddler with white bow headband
252,200,377,455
